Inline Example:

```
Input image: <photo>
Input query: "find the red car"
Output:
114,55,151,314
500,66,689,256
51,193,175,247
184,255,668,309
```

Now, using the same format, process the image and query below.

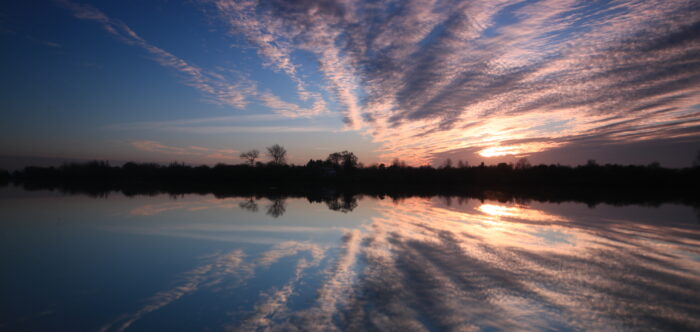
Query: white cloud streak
58,0,254,109
129,140,239,161
60,0,331,119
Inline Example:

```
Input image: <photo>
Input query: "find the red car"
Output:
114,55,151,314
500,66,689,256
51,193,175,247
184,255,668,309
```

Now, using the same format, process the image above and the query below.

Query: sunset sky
1,0,699,168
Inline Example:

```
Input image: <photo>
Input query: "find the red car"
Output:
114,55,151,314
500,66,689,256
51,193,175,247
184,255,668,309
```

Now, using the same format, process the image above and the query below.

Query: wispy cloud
60,0,700,163
108,113,339,136
205,0,364,128
58,0,253,109
129,140,239,161
199,0,700,163
59,0,330,119
105,114,285,131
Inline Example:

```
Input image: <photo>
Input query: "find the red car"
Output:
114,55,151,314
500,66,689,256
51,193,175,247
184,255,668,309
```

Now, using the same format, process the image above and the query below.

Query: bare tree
515,157,531,169
442,158,453,169
326,151,358,168
267,144,287,165
239,149,260,166
327,152,342,165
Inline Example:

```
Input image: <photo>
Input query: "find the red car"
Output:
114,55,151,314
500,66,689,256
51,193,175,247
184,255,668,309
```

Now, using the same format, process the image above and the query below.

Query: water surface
1,188,699,331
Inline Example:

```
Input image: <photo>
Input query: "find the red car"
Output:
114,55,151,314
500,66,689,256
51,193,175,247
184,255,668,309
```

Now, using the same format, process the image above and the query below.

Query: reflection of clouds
101,241,326,332
130,197,286,218
129,198,240,216
105,222,336,245
242,198,700,330
336,198,700,330
290,230,363,331
233,243,326,332
110,196,700,330
100,250,246,332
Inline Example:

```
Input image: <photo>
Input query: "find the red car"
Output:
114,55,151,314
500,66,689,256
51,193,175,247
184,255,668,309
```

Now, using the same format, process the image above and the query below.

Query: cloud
105,114,306,130
60,0,330,118
205,0,365,128
129,140,239,161
61,0,700,163
199,0,700,164
107,113,340,136
58,0,254,109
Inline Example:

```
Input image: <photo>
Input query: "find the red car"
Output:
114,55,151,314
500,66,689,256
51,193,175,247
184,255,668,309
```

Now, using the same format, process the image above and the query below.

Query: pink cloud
130,140,239,161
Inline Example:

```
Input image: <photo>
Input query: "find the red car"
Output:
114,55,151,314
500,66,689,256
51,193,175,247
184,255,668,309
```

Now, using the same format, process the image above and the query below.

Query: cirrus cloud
200,0,700,164
130,140,239,161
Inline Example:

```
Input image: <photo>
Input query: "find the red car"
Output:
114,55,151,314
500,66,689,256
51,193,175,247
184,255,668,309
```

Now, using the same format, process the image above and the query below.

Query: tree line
4,144,700,191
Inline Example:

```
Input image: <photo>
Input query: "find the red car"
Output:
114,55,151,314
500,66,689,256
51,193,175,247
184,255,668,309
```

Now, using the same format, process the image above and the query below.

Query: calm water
1,188,699,331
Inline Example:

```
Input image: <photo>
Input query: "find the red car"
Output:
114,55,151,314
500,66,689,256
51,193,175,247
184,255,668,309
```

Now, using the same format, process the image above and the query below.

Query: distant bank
2,160,699,207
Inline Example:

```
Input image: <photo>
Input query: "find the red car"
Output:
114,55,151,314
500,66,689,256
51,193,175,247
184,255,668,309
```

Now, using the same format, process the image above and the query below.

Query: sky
0,0,699,168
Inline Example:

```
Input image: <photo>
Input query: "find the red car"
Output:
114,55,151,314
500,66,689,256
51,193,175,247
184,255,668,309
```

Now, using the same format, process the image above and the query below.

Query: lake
1,187,699,331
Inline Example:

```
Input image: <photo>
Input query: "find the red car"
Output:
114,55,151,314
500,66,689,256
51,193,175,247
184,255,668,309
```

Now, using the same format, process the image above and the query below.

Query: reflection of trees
239,198,259,212
328,199,700,331
266,198,287,218
324,195,358,213
238,195,361,217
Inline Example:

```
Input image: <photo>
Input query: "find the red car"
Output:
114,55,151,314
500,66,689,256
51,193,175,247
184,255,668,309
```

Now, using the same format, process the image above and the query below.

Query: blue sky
1,0,699,167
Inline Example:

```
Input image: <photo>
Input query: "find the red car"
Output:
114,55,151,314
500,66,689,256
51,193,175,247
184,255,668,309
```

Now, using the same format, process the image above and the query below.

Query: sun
478,146,522,158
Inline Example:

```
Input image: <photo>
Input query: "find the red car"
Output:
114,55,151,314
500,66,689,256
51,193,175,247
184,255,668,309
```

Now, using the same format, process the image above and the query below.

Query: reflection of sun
478,204,520,217
477,203,569,222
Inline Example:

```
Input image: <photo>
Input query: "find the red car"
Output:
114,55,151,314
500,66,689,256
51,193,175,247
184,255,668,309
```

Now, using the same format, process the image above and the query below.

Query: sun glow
477,142,562,158
478,146,523,158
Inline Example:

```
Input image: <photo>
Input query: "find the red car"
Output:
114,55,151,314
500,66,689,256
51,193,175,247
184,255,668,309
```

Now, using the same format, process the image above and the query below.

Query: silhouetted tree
327,151,358,168
391,158,406,168
8,157,700,204
342,151,358,168
327,152,342,165
442,158,453,169
240,149,260,166
0,169,9,186
457,160,468,168
515,157,531,170
694,150,700,168
267,144,287,165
